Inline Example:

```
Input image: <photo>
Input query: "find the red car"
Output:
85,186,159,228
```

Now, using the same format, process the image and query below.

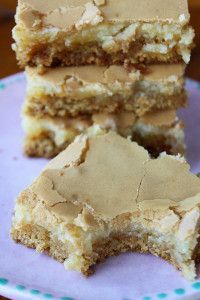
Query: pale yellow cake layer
25,64,186,118
11,132,200,280
22,110,185,158
13,0,194,67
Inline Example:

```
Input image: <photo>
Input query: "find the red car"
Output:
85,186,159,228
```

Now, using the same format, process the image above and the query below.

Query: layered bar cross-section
13,0,194,68
22,109,185,158
24,64,186,118
11,132,200,280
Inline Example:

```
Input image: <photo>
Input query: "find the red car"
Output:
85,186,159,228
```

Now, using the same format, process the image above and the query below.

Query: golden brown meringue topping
26,64,185,86
19,0,189,30
32,133,200,223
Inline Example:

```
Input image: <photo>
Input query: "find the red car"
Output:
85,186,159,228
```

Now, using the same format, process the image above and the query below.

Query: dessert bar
11,132,200,280
13,0,194,68
25,64,186,118
22,109,185,158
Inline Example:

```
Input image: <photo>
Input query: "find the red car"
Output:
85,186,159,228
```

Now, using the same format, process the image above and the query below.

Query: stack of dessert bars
12,0,194,158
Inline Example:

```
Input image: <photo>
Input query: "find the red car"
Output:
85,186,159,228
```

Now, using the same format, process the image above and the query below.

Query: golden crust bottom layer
11,224,69,264
11,223,199,276
24,134,63,158
16,41,183,69
25,94,187,119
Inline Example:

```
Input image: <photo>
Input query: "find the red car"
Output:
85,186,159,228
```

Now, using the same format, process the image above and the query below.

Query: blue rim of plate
1,275,200,299
1,73,200,300
0,72,25,90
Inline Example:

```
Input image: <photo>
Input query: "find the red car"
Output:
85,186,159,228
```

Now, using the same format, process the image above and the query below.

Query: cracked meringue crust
12,0,194,68
11,132,200,280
